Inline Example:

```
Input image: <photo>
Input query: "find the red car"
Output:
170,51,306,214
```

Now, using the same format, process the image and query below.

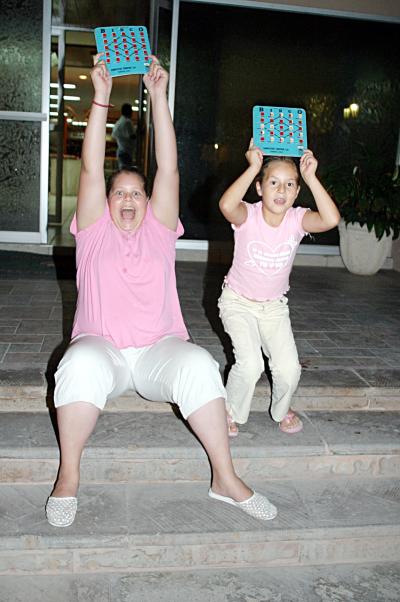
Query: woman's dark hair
256,156,300,185
106,167,148,196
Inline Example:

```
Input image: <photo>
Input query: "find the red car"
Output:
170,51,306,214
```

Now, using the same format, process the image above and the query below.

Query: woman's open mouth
121,207,136,220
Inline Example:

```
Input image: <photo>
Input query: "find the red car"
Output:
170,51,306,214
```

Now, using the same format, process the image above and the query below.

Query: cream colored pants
218,285,301,423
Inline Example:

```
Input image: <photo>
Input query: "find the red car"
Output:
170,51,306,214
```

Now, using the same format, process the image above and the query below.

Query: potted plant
327,151,400,275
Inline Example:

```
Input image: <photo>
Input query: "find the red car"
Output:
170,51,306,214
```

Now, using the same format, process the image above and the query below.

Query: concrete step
1,563,400,601
1,383,400,412
1,411,399,484
1,477,400,575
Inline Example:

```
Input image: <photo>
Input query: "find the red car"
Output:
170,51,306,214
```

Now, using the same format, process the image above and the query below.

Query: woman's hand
143,55,168,97
90,53,112,102
245,138,263,172
300,149,318,184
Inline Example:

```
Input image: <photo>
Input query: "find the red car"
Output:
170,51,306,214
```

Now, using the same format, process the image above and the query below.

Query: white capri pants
54,335,226,419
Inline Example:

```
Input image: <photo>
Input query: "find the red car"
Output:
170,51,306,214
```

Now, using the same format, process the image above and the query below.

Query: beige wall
250,1,400,20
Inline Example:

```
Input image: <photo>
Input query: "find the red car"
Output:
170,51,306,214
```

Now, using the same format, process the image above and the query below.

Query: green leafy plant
327,149,400,241
323,77,400,241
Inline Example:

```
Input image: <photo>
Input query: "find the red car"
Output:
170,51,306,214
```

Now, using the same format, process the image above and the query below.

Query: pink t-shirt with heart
225,202,309,301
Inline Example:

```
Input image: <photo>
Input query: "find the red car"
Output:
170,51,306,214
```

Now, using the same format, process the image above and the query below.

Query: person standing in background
112,103,137,168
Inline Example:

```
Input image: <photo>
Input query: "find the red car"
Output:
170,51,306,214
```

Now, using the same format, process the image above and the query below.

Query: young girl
218,140,340,436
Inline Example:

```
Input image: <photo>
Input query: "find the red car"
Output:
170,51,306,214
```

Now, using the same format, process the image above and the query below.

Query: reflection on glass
0,0,42,112
174,4,400,242
0,121,41,231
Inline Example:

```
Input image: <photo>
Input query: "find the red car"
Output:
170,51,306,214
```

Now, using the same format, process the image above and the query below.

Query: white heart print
245,236,298,276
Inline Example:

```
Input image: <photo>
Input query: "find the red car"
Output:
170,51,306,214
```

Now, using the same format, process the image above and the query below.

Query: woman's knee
54,337,129,409
171,344,226,419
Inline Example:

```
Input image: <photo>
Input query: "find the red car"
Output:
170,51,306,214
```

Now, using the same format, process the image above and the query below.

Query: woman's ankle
211,474,252,502
51,470,80,498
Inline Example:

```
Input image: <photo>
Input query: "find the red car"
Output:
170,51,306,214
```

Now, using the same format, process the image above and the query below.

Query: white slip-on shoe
45,496,77,527
208,489,277,521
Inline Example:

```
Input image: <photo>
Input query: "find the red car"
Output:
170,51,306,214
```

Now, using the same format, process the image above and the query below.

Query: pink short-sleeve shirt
70,203,188,349
225,202,309,301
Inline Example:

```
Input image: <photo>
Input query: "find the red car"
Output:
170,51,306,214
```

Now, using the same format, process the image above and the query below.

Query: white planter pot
338,219,392,275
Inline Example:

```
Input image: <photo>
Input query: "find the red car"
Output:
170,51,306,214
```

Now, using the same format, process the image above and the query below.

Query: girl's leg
218,288,264,425
258,298,302,428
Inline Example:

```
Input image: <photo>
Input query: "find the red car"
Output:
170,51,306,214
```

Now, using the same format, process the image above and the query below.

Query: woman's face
108,172,148,232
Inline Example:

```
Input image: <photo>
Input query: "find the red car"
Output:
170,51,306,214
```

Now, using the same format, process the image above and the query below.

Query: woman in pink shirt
219,140,340,437
45,57,277,527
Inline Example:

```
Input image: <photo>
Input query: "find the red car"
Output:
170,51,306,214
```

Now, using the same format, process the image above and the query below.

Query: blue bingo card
253,106,307,157
94,26,152,77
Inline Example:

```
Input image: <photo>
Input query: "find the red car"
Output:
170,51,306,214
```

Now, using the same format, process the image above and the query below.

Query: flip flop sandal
227,414,239,438
209,489,277,521
279,412,303,434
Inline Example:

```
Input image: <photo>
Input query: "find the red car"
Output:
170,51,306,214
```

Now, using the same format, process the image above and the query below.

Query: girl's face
256,161,300,216
108,172,148,232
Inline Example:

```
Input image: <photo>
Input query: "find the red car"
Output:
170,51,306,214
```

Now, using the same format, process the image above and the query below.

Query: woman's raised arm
76,54,113,231
144,57,179,231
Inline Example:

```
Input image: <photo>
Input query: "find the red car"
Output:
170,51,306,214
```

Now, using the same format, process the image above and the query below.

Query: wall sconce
343,103,359,119
349,103,359,118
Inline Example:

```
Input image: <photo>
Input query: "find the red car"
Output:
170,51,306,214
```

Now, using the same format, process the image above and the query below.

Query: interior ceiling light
79,75,88,80
50,83,76,89
50,94,80,101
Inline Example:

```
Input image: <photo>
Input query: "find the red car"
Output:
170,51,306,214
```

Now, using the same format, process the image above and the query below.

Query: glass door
47,28,144,246
0,0,51,244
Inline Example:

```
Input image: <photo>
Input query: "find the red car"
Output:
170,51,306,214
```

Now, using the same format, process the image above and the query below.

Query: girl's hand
300,149,318,183
245,139,263,171
90,53,112,101
143,55,168,97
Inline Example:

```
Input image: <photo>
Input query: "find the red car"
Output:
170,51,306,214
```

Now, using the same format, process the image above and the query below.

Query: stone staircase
1,397,400,600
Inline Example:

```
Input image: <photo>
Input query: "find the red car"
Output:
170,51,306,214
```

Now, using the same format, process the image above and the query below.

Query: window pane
174,3,400,242
0,0,43,112
64,0,147,28
0,121,41,231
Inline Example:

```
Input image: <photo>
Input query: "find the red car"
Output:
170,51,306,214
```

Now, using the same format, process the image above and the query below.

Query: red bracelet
92,100,114,108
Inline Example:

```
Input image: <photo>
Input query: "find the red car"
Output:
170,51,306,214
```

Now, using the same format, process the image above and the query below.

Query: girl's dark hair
256,156,300,184
106,167,148,196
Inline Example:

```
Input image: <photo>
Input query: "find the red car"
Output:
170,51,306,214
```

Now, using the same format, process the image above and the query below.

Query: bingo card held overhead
253,106,307,157
94,26,152,77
